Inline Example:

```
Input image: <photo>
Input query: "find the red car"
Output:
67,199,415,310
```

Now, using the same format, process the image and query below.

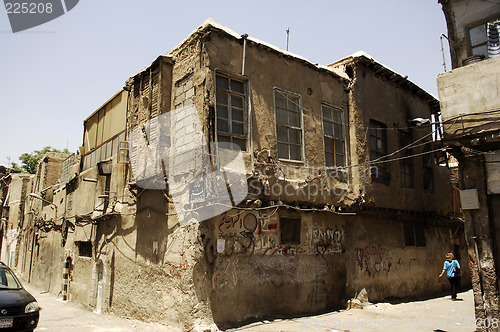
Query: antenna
286,27,290,51
440,34,449,72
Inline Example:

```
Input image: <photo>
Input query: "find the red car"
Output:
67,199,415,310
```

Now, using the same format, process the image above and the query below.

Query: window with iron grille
274,89,303,161
399,131,414,188
369,120,390,183
423,143,434,192
215,73,247,151
322,104,346,167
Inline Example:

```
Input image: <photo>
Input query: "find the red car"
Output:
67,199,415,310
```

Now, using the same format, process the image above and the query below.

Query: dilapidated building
13,19,467,330
437,0,500,325
0,173,34,267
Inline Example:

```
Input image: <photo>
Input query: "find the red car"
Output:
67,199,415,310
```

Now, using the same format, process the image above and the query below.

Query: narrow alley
232,289,477,332
25,276,476,332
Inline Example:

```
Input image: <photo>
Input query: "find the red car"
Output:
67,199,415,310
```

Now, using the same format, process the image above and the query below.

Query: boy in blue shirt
439,252,461,300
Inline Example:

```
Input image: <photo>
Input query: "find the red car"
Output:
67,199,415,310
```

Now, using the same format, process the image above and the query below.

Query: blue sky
0,1,450,166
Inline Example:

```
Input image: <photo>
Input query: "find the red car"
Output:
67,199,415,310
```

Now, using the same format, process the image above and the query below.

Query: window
422,143,434,192
404,223,426,247
274,89,303,161
399,131,414,188
82,131,125,171
468,18,500,59
215,73,247,151
322,104,346,167
0,268,22,289
369,120,390,183
76,241,92,257
280,217,301,245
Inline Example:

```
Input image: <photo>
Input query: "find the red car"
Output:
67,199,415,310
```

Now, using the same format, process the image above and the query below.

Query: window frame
369,120,390,184
214,71,248,152
82,131,126,171
466,16,500,59
399,130,414,189
422,143,434,193
76,241,93,258
403,222,426,247
321,103,346,168
280,216,301,245
273,88,304,162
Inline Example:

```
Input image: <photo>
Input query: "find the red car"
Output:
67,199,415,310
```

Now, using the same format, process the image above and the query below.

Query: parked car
0,263,39,331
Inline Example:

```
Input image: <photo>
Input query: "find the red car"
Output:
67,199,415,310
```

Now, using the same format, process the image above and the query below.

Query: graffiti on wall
213,257,239,290
305,223,345,256
354,246,426,278
216,211,279,256
215,211,345,257
355,245,392,277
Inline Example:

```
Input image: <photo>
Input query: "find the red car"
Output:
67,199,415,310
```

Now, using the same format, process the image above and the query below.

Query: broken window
468,18,500,59
403,222,426,247
322,104,346,167
369,120,390,184
422,143,434,192
280,217,301,245
399,131,414,188
274,89,303,161
215,72,247,151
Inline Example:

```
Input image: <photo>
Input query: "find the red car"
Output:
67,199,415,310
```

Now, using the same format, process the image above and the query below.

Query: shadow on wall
209,254,347,329
95,190,174,264
135,191,169,263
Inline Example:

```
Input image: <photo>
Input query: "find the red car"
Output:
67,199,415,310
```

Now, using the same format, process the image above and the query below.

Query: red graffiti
218,213,240,232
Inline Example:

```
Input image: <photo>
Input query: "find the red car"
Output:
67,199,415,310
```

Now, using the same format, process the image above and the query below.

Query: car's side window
0,270,6,286
5,272,18,288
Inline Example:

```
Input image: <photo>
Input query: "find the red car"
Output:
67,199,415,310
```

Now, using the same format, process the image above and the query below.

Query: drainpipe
241,34,248,76
240,33,254,169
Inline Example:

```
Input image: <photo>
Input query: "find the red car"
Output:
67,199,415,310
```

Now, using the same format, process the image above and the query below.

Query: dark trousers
448,276,458,299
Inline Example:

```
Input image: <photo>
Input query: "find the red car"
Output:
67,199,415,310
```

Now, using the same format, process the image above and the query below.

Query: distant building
14,19,466,330
0,173,35,266
437,0,500,323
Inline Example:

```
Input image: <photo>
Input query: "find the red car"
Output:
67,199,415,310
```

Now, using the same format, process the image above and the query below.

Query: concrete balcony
437,56,500,141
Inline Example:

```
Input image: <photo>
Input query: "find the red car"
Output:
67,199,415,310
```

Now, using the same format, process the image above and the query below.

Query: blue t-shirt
444,259,460,278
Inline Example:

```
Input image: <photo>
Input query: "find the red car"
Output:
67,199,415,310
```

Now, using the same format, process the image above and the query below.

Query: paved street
22,283,180,332
231,290,476,332
22,279,475,332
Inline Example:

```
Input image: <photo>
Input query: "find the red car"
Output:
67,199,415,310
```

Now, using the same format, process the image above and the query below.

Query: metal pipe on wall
241,34,248,76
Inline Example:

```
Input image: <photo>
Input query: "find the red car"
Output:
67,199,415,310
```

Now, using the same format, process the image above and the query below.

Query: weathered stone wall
437,56,500,138
345,215,470,301
203,31,352,207
86,38,214,330
459,155,500,324
202,207,469,327
335,58,452,214
34,153,68,195
29,230,65,293
0,174,33,266
204,209,347,327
